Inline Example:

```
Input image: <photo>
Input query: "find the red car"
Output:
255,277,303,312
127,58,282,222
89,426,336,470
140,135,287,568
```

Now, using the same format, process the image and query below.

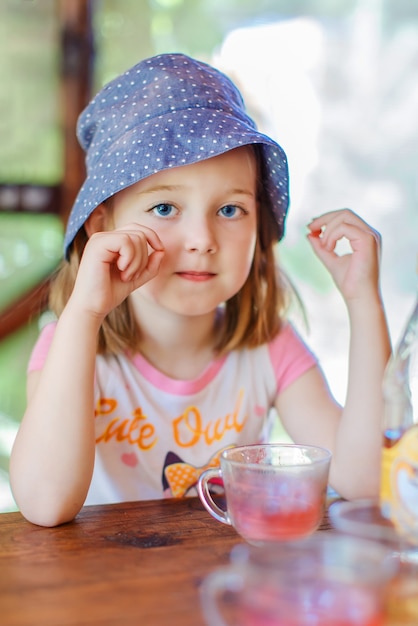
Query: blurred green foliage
0,0,62,184
0,213,63,311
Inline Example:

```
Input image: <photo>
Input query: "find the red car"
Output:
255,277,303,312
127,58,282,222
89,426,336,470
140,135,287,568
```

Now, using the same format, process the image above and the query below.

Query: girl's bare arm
9,306,100,527
276,209,390,499
10,225,164,526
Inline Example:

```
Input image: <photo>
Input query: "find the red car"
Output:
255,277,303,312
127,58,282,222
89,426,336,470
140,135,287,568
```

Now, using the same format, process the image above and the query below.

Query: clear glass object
380,295,418,545
200,535,397,626
329,289,418,625
197,443,331,544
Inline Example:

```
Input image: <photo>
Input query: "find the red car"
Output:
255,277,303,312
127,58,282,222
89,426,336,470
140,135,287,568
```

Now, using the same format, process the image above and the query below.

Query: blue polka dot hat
64,53,289,258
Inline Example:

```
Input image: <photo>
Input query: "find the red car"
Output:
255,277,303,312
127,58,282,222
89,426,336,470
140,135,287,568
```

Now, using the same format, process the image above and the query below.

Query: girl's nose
184,216,217,254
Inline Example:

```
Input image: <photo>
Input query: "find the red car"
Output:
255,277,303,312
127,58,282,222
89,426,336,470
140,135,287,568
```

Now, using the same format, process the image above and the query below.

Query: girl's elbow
17,503,78,528
11,482,83,527
330,470,380,502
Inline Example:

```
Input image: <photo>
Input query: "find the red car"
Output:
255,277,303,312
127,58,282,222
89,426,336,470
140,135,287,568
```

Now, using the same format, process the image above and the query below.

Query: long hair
49,148,293,355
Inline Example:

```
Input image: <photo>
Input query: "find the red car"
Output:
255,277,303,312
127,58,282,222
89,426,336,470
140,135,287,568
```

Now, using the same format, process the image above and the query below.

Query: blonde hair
49,148,293,355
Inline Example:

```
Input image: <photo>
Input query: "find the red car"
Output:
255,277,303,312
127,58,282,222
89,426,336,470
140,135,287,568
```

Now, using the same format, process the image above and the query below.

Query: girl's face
109,146,258,317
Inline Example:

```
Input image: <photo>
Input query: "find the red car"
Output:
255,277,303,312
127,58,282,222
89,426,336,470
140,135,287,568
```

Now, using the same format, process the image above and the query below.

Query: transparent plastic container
380,296,418,545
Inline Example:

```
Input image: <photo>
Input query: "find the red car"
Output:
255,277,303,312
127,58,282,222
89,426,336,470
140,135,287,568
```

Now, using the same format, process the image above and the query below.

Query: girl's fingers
308,208,359,229
88,225,164,279
308,208,367,236
117,234,148,273
306,209,382,301
131,249,165,289
307,209,380,253
313,223,377,254
109,224,164,280
119,239,162,282
114,223,165,252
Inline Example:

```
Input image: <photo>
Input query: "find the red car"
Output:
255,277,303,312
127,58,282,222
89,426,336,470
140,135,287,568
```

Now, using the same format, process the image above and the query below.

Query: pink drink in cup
227,477,324,541
197,443,331,544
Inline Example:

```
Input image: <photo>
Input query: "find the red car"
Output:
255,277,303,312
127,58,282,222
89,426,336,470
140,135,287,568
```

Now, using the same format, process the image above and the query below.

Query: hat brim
64,107,288,257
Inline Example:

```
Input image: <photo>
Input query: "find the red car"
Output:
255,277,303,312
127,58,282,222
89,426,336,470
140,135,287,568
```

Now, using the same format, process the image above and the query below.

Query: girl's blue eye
219,204,239,218
152,203,176,217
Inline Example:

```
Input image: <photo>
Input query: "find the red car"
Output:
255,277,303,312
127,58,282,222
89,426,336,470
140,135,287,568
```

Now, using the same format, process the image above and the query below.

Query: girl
10,53,390,527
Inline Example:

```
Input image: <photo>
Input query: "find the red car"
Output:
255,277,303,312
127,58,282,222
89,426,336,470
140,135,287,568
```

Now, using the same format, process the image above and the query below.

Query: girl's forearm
9,303,102,526
333,293,391,498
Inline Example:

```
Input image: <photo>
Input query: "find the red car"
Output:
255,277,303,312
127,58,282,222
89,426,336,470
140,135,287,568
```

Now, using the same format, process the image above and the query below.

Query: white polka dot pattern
64,53,289,258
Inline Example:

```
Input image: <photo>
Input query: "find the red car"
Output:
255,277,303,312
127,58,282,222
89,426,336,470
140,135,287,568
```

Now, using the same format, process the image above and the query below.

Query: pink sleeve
269,323,317,393
27,322,57,373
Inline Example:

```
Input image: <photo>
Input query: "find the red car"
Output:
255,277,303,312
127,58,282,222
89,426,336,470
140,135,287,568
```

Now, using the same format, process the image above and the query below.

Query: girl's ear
84,204,108,237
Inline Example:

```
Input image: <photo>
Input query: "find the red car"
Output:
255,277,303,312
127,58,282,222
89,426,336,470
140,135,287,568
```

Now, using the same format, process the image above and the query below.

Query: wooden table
0,497,334,626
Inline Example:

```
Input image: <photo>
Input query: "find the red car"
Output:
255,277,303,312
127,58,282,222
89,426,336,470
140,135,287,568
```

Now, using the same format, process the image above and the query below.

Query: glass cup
200,534,398,626
329,498,418,625
197,443,331,544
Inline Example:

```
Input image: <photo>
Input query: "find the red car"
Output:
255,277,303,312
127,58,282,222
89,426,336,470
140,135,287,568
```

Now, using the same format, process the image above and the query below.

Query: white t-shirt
28,322,317,504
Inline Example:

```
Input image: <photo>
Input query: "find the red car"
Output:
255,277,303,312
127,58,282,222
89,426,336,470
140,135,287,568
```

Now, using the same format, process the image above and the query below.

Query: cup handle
197,468,231,525
200,567,242,626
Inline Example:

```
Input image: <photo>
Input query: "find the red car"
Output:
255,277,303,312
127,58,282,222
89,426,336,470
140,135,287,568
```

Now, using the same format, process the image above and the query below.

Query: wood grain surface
0,496,333,626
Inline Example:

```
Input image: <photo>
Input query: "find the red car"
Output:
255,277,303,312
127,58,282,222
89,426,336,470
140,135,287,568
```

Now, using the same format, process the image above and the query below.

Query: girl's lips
176,271,215,282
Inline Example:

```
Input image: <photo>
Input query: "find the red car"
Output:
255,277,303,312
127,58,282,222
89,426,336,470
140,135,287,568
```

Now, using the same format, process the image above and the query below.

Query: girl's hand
306,209,381,302
69,223,165,320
